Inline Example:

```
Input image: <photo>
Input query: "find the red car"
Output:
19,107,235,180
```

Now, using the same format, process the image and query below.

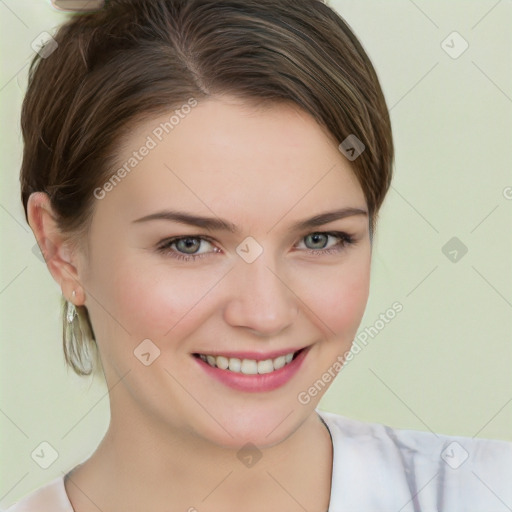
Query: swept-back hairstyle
20,0,394,376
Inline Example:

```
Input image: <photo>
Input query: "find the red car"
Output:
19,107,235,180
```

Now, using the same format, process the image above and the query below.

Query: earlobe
27,192,85,305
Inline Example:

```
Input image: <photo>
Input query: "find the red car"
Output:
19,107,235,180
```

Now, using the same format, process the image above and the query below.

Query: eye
297,231,355,256
300,232,342,250
156,231,356,262
156,236,219,261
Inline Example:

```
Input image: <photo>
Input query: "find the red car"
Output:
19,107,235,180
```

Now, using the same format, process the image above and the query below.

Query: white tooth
273,355,286,370
228,357,241,372
258,359,274,374
241,359,258,375
201,352,296,374
216,355,229,370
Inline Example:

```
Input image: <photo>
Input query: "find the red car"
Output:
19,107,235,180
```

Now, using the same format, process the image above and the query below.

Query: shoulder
3,475,73,512
316,409,512,511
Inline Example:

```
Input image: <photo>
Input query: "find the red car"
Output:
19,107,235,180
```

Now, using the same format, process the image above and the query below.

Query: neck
65,398,333,512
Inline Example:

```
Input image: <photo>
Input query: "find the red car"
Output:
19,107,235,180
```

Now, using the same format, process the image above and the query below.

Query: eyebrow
132,207,368,234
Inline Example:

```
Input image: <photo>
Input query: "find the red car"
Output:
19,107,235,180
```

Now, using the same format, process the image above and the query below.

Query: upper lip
193,346,308,361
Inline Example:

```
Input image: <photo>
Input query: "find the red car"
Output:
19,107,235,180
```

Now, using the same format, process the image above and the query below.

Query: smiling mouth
192,348,304,375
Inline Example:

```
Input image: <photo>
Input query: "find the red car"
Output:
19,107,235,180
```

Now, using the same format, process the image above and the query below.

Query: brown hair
20,0,394,377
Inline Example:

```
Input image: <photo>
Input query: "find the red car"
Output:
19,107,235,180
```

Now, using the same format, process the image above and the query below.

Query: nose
223,254,299,337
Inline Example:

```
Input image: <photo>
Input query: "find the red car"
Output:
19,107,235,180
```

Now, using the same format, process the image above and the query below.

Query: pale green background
1,0,511,507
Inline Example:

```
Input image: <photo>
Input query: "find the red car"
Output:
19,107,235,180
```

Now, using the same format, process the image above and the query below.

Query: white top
4,409,512,511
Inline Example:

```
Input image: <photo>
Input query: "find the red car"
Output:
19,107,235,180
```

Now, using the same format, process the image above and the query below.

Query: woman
6,0,511,510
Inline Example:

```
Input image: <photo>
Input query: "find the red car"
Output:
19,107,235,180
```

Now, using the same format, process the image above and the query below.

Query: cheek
104,258,226,340
301,255,370,338
86,239,370,348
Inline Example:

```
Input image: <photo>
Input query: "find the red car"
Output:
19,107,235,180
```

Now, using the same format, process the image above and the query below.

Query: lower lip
193,347,310,392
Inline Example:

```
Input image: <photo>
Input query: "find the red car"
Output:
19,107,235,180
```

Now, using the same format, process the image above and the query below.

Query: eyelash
156,231,356,262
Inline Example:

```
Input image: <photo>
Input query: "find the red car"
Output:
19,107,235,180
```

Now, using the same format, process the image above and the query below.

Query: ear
27,192,85,306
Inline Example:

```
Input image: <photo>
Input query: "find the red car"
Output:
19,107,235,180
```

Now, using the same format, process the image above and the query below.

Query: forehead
100,96,366,226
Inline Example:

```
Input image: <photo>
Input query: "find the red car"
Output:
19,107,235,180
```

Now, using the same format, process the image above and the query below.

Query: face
78,95,372,448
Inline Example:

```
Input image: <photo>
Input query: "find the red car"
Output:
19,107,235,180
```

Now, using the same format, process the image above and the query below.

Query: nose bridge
223,246,298,335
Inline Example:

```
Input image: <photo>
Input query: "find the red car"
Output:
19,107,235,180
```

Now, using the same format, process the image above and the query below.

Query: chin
187,399,313,451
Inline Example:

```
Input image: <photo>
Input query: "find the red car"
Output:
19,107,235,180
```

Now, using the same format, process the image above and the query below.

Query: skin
28,95,373,511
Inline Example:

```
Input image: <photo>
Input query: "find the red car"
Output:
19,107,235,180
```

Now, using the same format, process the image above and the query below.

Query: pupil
309,233,327,249
178,238,199,254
